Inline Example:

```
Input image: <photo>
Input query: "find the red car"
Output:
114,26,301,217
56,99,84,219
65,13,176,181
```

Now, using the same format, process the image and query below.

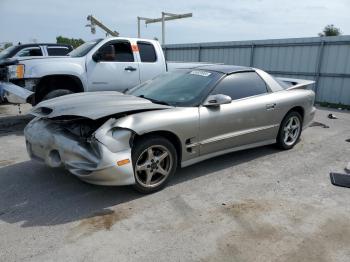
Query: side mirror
92,52,101,62
203,94,232,107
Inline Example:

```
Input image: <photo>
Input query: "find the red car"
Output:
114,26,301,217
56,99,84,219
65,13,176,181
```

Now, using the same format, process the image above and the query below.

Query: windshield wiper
138,95,171,106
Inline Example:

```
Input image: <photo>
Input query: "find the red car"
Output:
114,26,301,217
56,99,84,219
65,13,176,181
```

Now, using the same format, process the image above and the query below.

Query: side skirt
181,139,276,168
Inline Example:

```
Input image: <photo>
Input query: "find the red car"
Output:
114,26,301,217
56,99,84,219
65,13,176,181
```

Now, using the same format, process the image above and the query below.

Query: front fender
112,107,200,162
22,58,88,89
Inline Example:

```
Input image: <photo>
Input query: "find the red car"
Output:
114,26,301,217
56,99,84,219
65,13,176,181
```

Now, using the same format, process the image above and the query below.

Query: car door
136,41,166,83
199,71,280,156
86,40,140,92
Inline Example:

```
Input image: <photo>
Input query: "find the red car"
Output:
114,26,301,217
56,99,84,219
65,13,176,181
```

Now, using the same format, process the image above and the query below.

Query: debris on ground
330,172,350,188
328,113,338,119
309,121,330,128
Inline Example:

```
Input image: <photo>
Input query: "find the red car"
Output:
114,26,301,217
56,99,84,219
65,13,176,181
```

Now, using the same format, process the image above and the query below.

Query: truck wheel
132,135,178,194
42,89,73,101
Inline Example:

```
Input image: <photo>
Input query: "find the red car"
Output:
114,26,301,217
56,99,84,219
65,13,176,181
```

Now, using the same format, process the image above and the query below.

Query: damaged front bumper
0,81,34,104
24,118,135,186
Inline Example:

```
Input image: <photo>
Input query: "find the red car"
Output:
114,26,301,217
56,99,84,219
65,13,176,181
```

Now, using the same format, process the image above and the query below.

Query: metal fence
163,35,350,106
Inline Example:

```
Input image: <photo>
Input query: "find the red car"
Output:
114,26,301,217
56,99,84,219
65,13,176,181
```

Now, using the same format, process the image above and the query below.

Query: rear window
47,47,70,56
137,41,157,62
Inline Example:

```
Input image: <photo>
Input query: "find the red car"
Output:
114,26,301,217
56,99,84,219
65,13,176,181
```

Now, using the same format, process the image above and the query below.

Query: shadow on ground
0,115,33,137
0,145,279,227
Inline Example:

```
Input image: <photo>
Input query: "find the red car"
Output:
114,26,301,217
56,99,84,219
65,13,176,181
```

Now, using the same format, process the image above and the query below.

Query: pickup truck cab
0,37,204,105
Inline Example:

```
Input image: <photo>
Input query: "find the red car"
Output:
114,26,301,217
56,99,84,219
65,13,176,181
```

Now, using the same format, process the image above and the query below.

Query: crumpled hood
31,91,172,120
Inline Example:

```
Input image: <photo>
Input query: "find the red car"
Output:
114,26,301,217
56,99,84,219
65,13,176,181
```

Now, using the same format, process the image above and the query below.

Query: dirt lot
0,104,349,262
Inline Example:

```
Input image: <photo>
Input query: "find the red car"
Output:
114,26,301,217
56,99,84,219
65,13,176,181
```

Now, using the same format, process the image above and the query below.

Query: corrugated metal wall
164,36,350,106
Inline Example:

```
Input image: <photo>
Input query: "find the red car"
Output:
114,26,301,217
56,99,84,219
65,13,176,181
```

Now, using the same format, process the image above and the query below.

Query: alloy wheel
283,116,301,146
135,145,173,188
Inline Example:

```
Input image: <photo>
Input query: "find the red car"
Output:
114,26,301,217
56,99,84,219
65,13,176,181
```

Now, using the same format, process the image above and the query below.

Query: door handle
266,103,276,110
124,66,137,72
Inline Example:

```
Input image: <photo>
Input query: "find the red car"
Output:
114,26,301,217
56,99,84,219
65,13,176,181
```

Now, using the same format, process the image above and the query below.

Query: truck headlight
8,64,25,79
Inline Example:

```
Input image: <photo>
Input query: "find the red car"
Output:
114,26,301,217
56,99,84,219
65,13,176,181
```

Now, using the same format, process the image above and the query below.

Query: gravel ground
0,104,349,262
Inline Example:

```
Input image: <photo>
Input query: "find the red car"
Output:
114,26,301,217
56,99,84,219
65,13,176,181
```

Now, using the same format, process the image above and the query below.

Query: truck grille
0,67,7,81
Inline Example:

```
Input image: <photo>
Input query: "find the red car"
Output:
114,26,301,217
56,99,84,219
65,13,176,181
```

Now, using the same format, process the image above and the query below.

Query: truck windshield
69,39,103,57
0,46,17,60
127,70,222,107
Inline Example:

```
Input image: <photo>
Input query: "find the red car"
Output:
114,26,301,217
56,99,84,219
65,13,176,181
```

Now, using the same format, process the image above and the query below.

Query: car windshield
69,39,103,57
128,70,222,107
0,46,17,59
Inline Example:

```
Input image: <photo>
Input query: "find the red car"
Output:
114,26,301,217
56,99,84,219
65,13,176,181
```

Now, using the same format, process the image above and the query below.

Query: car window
137,41,157,62
98,41,134,62
47,47,70,56
15,47,43,57
211,72,268,100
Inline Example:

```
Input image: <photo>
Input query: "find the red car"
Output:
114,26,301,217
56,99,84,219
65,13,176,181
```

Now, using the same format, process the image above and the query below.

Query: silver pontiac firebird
25,65,316,193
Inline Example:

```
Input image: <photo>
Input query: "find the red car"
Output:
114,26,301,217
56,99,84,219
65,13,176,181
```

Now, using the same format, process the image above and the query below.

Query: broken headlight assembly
93,119,134,153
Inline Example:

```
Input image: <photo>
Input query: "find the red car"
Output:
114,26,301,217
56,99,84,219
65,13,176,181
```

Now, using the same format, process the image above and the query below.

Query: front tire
277,111,302,150
132,136,177,193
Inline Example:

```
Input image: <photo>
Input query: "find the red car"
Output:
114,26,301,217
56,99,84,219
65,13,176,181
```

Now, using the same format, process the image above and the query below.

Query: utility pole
137,12,192,45
86,15,119,37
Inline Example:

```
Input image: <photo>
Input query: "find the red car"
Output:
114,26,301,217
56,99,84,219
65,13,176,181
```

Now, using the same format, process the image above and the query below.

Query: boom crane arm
86,15,119,37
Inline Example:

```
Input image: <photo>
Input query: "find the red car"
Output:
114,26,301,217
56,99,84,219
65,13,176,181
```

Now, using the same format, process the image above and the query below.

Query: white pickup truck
0,37,209,105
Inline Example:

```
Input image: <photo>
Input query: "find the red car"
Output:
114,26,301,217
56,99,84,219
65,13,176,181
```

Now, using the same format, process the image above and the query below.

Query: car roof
13,43,72,48
193,64,254,74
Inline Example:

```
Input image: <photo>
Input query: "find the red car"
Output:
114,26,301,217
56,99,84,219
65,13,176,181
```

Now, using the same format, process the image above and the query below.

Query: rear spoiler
276,77,315,90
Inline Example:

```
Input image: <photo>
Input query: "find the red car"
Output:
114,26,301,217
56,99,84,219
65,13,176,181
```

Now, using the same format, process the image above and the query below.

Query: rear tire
42,89,73,101
132,135,177,194
276,111,302,150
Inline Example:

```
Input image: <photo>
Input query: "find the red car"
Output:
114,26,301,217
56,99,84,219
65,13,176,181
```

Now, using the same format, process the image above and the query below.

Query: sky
0,0,349,45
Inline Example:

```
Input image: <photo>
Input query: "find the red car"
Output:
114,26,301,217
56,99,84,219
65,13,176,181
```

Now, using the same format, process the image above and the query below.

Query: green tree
4,42,13,49
318,24,342,37
0,42,13,51
56,36,85,48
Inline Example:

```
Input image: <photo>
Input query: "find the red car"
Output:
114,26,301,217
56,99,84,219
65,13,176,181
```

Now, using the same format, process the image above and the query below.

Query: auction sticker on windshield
190,71,212,77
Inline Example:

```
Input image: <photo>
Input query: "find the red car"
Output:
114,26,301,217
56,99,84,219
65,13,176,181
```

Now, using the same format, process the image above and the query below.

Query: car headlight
8,64,25,79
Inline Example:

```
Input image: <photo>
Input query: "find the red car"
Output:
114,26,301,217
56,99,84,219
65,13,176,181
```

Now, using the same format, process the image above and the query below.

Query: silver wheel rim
283,116,301,146
135,145,173,188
